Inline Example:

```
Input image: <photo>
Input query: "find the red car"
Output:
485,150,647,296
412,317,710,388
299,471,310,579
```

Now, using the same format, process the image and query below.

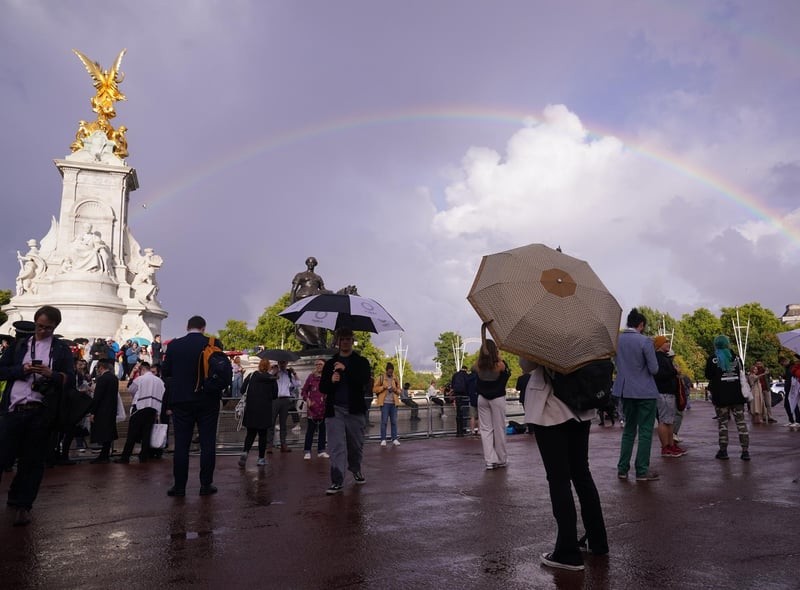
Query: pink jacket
301,373,326,420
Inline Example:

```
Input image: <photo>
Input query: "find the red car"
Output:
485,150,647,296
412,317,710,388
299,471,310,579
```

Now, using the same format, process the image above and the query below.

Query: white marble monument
0,49,167,341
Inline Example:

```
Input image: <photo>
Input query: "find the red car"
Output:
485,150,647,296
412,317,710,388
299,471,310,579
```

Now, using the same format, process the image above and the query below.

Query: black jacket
90,371,119,443
654,351,678,395
161,333,224,405
705,354,746,407
320,351,372,417
242,371,277,430
0,336,76,415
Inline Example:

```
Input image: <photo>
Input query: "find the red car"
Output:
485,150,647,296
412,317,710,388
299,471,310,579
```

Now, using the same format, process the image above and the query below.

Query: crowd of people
2,305,799,579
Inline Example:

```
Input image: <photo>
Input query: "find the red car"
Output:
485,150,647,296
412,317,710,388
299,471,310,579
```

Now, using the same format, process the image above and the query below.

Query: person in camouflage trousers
705,335,750,461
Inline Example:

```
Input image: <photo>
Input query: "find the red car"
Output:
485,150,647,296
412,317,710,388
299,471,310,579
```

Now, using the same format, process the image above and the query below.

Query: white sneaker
256,458,266,466
318,451,330,458
380,440,387,447
303,452,311,460
292,425,302,433
392,439,401,446
672,435,682,443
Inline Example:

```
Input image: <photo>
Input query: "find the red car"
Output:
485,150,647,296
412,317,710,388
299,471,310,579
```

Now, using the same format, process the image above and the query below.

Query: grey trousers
327,406,366,485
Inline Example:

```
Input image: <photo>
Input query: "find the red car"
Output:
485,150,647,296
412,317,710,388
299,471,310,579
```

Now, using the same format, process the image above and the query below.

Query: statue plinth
1,144,166,341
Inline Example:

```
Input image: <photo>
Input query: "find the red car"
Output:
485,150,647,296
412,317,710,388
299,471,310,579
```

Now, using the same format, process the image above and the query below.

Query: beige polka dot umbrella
467,243,622,373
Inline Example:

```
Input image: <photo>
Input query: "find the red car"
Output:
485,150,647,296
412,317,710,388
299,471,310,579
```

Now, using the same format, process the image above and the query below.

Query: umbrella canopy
467,243,622,373
130,336,150,346
279,294,403,334
777,329,800,356
256,349,301,362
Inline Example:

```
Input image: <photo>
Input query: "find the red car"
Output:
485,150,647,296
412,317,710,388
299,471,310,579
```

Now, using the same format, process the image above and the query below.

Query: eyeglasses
35,324,56,332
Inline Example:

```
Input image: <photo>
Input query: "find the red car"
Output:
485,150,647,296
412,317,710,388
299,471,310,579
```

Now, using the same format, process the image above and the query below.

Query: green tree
252,292,301,349
217,319,257,351
0,289,10,326
433,331,463,386
353,332,388,374
719,303,785,374
676,308,724,381
636,306,676,337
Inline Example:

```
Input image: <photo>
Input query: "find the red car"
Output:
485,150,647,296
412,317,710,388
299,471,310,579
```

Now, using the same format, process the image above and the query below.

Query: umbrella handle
480,321,493,348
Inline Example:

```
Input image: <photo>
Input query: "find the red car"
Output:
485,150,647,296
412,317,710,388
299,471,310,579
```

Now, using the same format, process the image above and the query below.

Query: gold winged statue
70,49,129,159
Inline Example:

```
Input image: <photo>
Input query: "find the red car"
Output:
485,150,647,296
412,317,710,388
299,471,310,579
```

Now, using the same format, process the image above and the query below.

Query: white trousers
478,395,507,465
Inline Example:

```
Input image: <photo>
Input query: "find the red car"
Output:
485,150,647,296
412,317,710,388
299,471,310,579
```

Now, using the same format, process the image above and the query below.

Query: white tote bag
116,394,127,422
150,422,168,449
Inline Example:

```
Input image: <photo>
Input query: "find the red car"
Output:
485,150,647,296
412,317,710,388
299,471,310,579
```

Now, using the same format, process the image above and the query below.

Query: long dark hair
477,322,500,371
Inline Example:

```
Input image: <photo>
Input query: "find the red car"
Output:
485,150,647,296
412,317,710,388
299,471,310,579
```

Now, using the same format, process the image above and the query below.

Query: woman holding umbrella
521,357,608,571
476,323,511,470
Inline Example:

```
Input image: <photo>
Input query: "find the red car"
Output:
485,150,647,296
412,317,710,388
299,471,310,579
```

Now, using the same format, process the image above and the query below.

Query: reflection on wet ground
1,400,798,589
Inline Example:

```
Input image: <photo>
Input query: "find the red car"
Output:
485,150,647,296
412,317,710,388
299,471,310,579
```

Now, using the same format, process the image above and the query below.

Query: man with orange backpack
161,316,229,497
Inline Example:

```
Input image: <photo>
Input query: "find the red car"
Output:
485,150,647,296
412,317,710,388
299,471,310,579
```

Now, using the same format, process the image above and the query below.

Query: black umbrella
256,349,300,362
278,293,403,334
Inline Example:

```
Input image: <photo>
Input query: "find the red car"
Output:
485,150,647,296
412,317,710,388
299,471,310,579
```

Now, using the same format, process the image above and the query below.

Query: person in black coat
319,327,372,494
89,359,119,463
0,305,76,526
705,335,750,461
161,315,224,497
238,358,278,467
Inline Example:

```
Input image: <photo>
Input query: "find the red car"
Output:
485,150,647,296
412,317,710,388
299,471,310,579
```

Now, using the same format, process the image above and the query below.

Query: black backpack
547,359,615,412
196,337,233,395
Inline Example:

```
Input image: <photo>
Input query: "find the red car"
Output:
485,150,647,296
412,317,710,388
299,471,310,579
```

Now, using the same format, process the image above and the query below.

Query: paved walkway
1,400,798,589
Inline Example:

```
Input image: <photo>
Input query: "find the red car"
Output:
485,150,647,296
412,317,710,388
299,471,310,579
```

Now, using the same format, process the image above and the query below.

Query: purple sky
2,1,799,369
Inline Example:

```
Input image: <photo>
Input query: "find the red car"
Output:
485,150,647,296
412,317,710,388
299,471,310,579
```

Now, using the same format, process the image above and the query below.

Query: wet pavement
1,399,798,589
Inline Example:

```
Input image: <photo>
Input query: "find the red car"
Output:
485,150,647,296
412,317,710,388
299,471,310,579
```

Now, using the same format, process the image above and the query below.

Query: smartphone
32,360,42,366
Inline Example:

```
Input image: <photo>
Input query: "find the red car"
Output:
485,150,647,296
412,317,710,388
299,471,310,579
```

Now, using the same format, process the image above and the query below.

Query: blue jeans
380,404,398,441
231,373,243,398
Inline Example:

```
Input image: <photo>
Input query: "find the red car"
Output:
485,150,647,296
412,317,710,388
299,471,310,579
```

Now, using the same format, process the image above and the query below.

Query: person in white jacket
116,362,165,463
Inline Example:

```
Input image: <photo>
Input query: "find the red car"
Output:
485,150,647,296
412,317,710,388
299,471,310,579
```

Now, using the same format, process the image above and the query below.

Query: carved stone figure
131,247,163,302
15,240,47,296
291,257,332,349
62,223,113,275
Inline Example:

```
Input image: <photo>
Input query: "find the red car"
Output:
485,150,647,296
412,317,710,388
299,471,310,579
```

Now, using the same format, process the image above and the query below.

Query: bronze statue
291,257,331,349
70,49,129,159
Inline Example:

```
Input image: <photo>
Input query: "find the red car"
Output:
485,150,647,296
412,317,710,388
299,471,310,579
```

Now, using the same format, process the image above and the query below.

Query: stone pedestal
1,132,167,340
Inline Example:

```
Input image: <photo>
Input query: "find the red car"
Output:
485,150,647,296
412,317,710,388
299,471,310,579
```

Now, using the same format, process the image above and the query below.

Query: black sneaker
540,552,584,571
740,450,751,461
715,449,729,460
353,472,366,485
326,483,343,495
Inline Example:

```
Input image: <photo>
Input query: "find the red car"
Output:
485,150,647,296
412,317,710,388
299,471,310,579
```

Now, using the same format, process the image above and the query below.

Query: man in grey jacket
613,308,660,481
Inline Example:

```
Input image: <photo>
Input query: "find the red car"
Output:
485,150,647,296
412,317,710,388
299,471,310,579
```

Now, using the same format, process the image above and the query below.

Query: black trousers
171,397,220,489
401,398,419,419
533,420,608,564
454,395,469,436
120,408,157,461
0,406,51,510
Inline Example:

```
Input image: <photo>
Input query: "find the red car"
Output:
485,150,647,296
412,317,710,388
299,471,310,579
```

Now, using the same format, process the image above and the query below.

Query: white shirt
128,371,165,414
9,336,53,410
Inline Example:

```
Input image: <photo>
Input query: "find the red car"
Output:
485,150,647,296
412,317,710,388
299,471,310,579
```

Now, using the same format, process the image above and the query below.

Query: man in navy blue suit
161,315,224,497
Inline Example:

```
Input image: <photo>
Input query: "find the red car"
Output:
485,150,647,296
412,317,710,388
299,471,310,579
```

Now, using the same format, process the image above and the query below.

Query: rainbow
129,106,800,245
